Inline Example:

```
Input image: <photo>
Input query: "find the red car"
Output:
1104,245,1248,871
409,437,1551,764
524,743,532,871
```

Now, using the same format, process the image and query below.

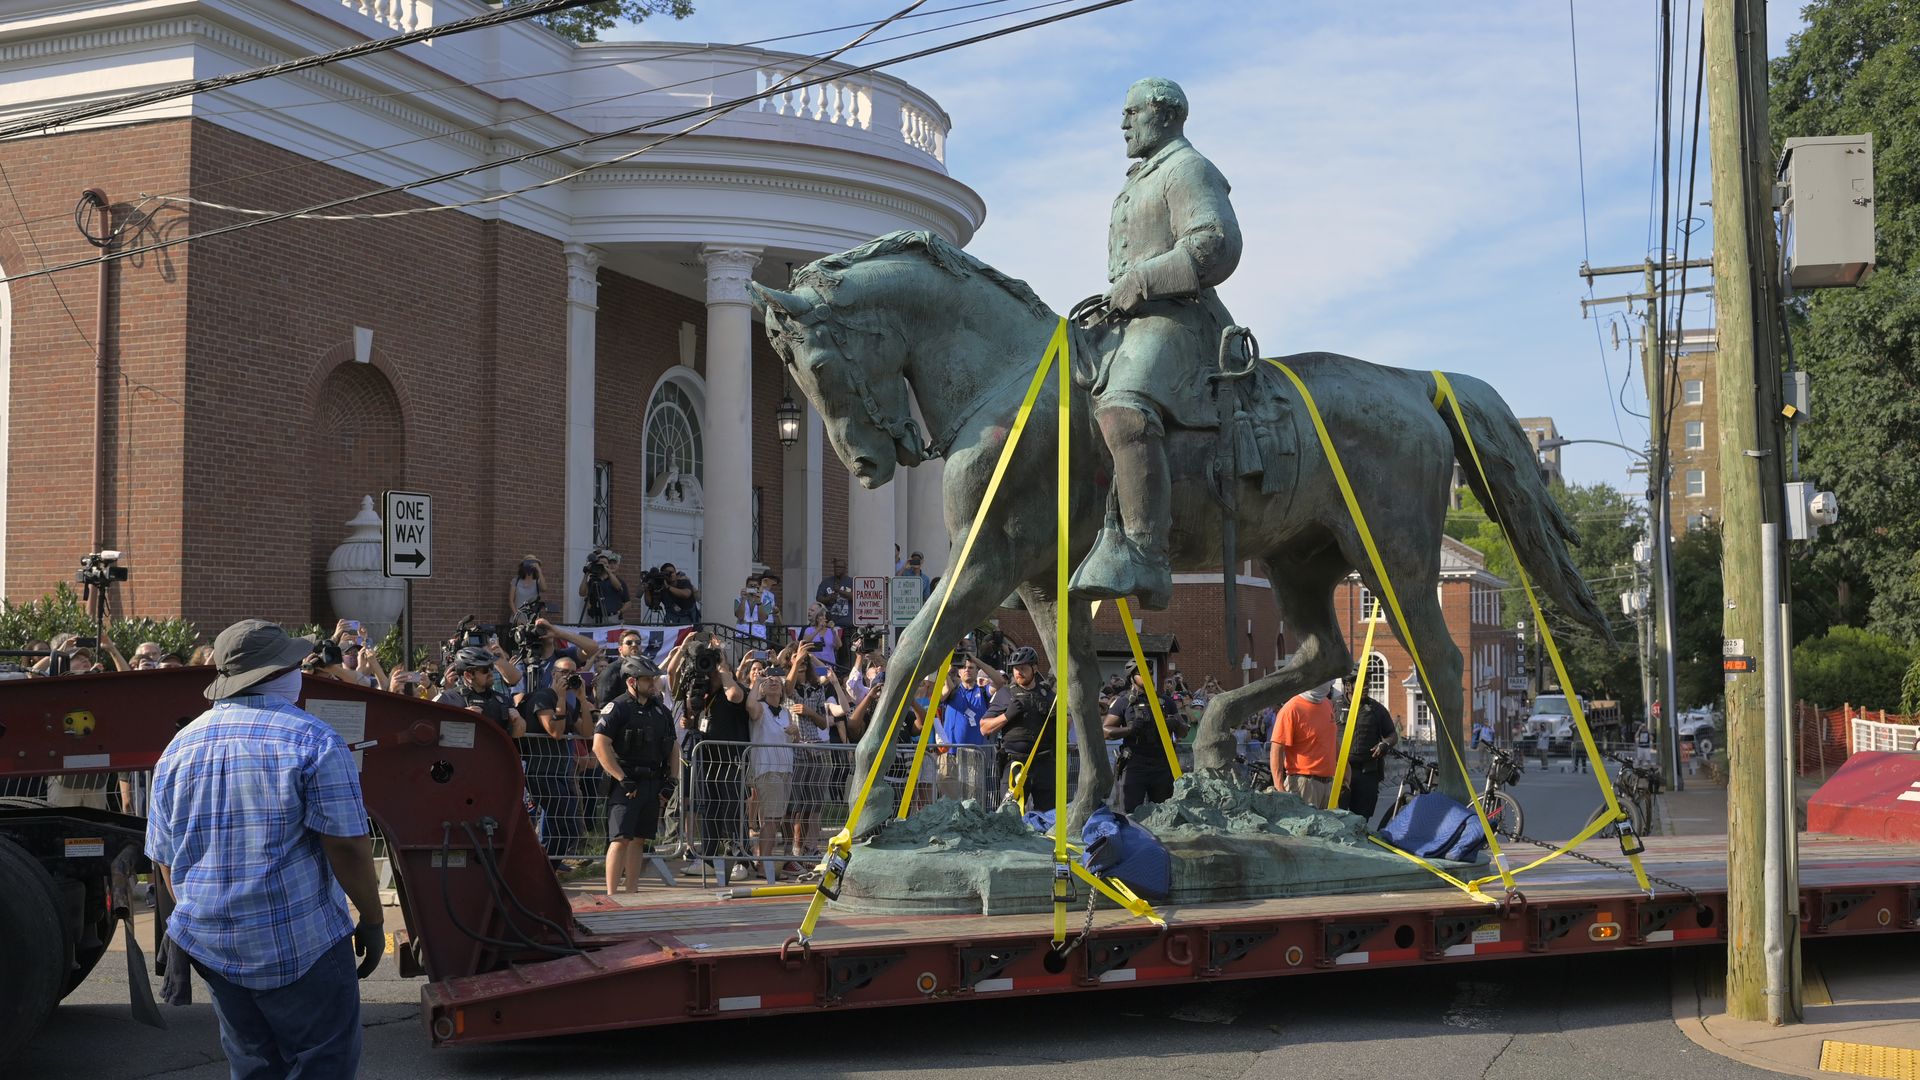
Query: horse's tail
1432,372,1615,644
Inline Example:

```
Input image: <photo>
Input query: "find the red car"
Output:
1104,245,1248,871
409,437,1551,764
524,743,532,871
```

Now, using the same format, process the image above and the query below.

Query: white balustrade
757,71,874,131
340,0,433,34
899,101,945,163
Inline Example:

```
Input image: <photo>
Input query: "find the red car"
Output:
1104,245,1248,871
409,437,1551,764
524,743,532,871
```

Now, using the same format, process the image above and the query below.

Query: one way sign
382,490,432,579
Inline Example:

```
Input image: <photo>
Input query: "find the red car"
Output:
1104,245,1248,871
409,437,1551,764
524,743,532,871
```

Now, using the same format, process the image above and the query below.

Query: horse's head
749,281,924,488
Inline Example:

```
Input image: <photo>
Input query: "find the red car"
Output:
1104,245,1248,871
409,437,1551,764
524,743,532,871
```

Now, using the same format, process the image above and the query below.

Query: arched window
1364,652,1389,702
644,381,702,493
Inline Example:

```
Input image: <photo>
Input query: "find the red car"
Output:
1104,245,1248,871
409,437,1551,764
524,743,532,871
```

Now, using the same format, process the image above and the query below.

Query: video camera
852,625,887,654
76,550,128,590
583,546,621,579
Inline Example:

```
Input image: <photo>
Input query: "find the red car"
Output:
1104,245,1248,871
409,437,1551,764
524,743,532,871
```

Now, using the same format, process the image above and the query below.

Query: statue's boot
1069,414,1173,610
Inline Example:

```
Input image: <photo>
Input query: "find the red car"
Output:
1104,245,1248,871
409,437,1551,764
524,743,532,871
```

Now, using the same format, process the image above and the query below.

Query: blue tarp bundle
1378,792,1488,862
1080,805,1172,901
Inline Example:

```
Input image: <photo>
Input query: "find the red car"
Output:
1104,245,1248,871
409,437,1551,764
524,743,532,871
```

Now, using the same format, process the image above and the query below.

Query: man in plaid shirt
147,620,383,1078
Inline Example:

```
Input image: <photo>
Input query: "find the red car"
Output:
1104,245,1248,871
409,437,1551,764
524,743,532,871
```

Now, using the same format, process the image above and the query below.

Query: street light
775,391,802,449
1533,434,1683,790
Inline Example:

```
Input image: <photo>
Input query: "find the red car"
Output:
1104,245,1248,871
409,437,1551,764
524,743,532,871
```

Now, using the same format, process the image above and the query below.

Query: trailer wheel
0,837,66,1062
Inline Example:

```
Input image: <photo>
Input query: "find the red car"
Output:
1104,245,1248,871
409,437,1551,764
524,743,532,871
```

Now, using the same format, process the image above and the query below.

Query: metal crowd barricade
680,739,1003,887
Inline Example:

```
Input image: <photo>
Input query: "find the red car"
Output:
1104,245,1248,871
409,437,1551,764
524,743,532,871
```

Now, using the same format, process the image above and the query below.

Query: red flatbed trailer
3,668,1917,1055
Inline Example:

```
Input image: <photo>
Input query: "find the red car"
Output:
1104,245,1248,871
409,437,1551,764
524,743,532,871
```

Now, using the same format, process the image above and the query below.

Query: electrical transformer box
1781,134,1875,289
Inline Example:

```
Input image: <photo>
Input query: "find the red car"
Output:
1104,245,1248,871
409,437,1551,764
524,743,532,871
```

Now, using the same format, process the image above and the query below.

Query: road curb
1668,954,1825,1080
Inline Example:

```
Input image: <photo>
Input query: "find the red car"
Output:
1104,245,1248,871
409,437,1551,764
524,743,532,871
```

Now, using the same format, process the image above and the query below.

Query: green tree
1670,524,1727,710
1451,482,1648,719
1791,624,1911,711
510,0,693,43
1771,1,1920,641
1901,650,1920,715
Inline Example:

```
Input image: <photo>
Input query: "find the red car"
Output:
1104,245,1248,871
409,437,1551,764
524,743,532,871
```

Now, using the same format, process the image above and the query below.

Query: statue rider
1069,76,1242,611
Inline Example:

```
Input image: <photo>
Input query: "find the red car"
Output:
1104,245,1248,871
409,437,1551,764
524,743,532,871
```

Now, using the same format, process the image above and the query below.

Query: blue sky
614,1,1804,491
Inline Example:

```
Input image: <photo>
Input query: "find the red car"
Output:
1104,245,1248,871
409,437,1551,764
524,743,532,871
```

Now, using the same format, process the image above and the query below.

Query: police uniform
595,689,676,844
1110,685,1183,812
987,681,1057,808
433,684,517,732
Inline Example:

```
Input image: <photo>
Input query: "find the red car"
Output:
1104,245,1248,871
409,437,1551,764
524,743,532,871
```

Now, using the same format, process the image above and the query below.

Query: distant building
1332,536,1514,744
1450,415,1560,509
1663,328,1720,537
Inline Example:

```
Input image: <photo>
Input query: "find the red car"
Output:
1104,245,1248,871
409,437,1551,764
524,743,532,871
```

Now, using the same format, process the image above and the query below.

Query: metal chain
1507,829,1704,907
1055,885,1100,959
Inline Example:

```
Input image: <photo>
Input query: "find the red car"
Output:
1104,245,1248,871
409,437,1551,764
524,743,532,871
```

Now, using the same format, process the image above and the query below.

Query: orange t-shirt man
1270,690,1338,808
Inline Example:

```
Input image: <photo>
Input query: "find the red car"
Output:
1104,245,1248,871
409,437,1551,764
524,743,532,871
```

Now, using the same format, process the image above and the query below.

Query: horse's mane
791,230,1053,319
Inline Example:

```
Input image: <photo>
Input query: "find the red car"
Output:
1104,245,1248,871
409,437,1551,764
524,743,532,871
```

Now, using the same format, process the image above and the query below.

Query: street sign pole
382,490,433,673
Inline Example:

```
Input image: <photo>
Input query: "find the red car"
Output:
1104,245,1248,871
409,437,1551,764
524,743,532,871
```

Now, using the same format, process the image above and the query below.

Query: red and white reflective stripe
1333,947,1418,966
1441,940,1527,957
1643,926,1717,944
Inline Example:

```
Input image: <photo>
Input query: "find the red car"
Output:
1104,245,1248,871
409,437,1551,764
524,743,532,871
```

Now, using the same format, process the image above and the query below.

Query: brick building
1331,536,1518,744
1663,327,1721,536
0,1,983,639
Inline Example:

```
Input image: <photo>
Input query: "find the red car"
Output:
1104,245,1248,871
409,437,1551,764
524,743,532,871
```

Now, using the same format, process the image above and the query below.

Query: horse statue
749,230,1611,836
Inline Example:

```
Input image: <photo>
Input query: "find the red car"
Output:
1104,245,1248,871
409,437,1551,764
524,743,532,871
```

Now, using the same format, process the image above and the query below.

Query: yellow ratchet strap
1267,360,1516,895
795,319,1071,943
1328,598,1383,800
1113,597,1183,778
1070,862,1166,925
1052,316,1073,948
1429,371,1653,893
896,651,956,818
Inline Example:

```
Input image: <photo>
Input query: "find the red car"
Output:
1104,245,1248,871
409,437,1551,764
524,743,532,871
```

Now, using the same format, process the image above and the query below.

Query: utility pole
1577,258,1706,792
1706,0,1798,1025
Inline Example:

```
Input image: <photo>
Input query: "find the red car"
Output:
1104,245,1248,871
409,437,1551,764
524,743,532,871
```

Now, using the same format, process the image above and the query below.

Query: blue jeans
191,937,362,1080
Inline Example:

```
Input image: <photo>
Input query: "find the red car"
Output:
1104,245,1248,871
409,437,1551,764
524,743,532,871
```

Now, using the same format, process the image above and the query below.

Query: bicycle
1376,744,1524,839
1587,752,1661,839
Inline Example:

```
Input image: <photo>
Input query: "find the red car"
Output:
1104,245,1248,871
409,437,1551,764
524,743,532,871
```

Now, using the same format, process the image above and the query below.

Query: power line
0,0,606,142
1567,0,1630,446
0,0,1137,287
1,0,1069,244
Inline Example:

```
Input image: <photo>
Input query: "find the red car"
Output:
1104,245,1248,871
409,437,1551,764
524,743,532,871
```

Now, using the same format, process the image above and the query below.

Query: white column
781,397,824,624
847,472,896,588
699,246,762,603
907,458,947,580
562,243,601,623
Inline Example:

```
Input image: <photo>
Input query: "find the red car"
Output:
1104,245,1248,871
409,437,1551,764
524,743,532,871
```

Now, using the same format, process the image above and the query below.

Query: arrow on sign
394,550,426,568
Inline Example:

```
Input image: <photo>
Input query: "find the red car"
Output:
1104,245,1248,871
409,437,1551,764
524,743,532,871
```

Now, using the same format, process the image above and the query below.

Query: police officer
434,646,526,737
591,656,676,894
1103,659,1187,813
981,647,1057,810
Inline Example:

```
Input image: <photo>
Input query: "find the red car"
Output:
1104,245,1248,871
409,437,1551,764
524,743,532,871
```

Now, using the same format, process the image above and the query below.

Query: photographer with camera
670,632,752,881
591,656,677,893
981,647,1058,810
434,647,526,737
519,657,593,858
514,616,600,698
640,562,700,624
1102,659,1188,813
781,642,844,870
507,556,545,622
576,547,629,626
733,573,774,643
935,653,1001,802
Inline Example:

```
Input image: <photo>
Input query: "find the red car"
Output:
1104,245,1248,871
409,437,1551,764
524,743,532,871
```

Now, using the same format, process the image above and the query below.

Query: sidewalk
1661,774,1920,1079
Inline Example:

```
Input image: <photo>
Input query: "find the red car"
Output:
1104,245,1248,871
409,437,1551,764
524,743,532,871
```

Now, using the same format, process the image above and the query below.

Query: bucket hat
204,620,316,700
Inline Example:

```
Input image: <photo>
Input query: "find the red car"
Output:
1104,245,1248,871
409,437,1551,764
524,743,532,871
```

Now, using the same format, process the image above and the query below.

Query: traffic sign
852,576,888,624
890,575,925,626
382,490,433,578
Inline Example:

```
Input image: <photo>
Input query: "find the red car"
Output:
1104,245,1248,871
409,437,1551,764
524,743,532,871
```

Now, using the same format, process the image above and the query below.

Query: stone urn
326,495,405,641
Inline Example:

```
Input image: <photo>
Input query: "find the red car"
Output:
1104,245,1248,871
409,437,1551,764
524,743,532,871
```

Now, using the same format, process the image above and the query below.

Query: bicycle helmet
1007,646,1040,668
451,646,495,673
619,655,662,681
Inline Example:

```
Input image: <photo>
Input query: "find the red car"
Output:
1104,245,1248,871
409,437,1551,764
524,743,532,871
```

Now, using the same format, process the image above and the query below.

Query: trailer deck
420,833,1920,1045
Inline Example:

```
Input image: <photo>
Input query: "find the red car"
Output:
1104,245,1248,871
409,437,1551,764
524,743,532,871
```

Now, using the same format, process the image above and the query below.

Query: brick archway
309,359,406,628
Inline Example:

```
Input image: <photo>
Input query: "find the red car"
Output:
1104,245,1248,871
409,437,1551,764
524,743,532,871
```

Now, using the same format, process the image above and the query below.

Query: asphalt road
23,945,1781,1080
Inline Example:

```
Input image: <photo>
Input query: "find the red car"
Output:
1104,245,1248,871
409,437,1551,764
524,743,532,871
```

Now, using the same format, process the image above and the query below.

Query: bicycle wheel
1485,790,1523,839
1586,798,1644,839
